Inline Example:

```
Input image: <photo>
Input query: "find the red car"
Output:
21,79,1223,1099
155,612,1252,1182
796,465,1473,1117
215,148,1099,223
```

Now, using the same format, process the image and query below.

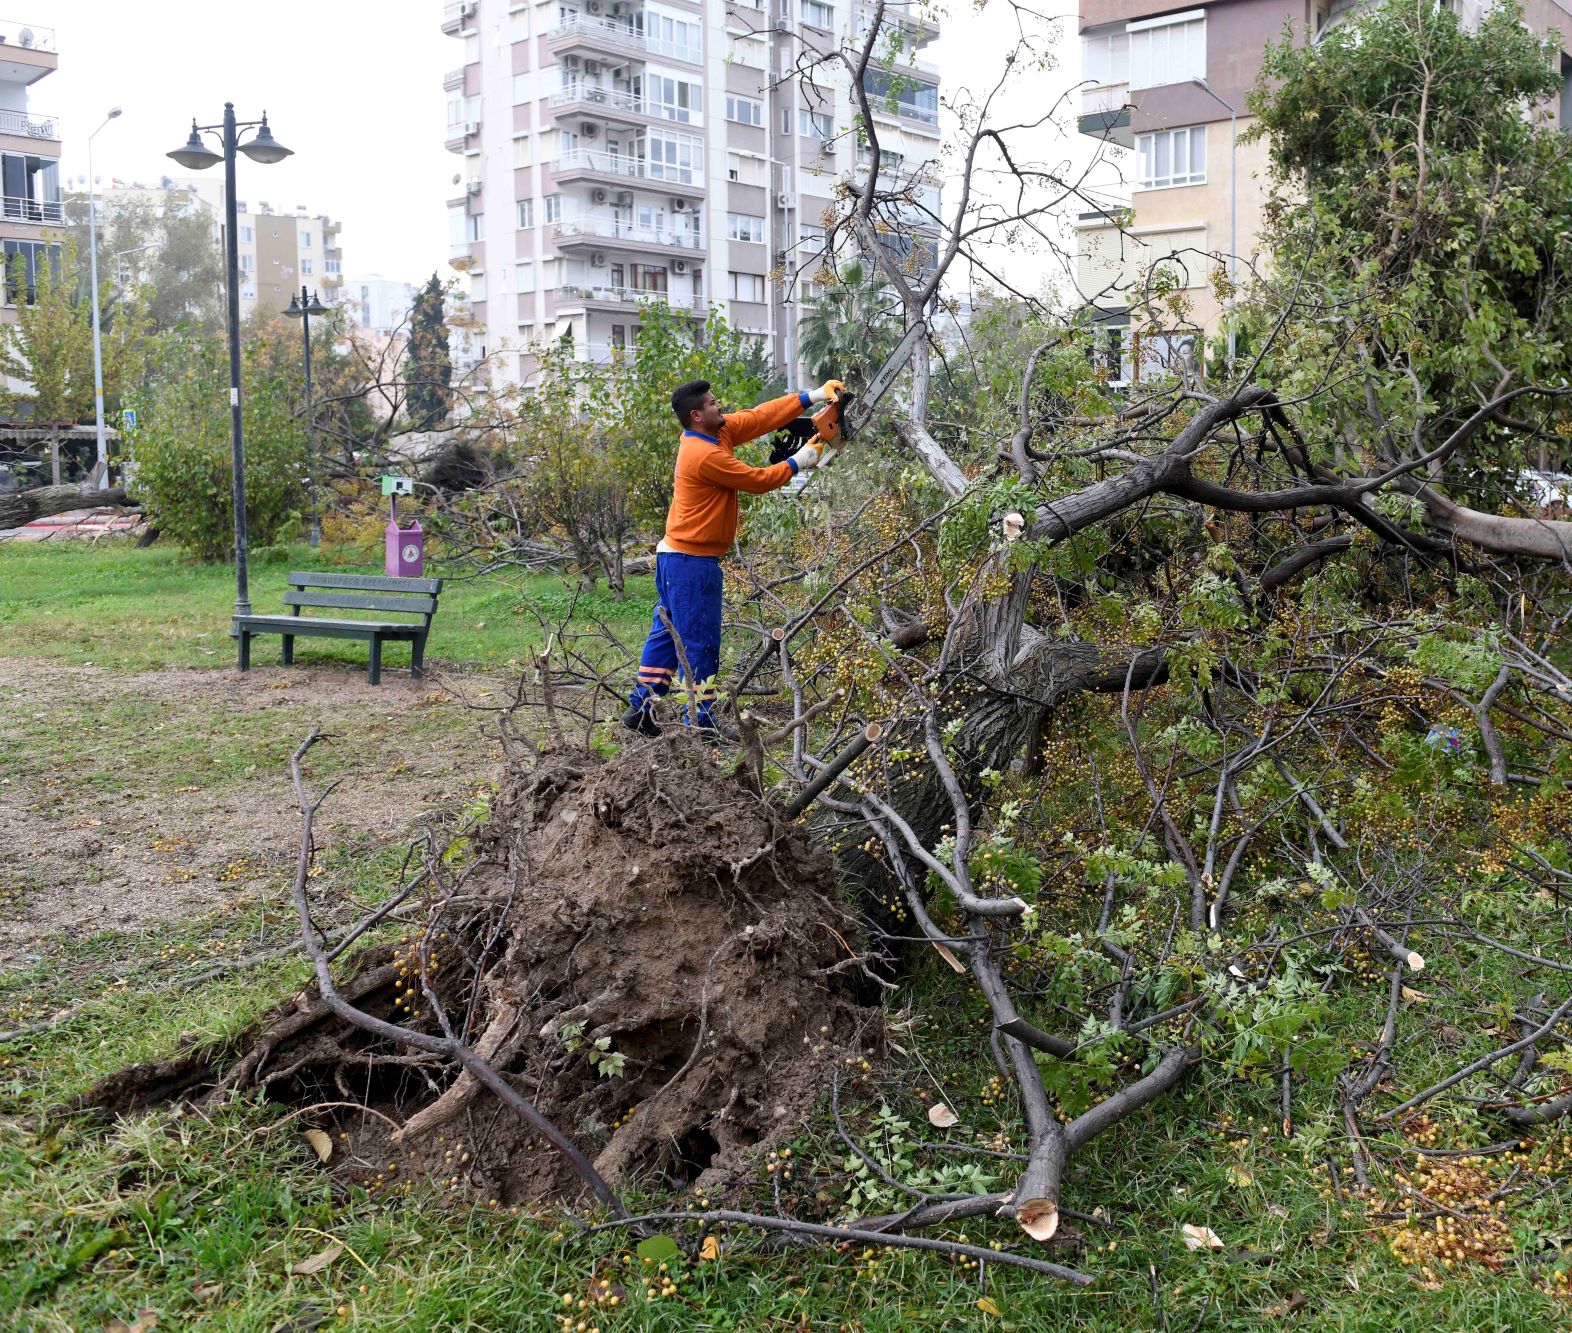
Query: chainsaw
769,320,927,472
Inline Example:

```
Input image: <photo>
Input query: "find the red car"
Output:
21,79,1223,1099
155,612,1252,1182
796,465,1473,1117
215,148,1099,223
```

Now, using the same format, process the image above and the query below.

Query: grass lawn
2,539,1569,1330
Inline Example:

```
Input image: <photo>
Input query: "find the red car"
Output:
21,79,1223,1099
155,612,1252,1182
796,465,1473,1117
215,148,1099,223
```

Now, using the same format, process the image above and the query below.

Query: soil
89,735,879,1203
0,660,501,958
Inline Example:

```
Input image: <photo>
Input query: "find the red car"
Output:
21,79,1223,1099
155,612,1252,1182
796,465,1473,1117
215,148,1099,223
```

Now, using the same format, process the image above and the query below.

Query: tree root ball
86,737,880,1203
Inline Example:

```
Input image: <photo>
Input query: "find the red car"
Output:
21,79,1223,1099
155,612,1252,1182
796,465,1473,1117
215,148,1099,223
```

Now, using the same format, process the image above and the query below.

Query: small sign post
380,475,423,577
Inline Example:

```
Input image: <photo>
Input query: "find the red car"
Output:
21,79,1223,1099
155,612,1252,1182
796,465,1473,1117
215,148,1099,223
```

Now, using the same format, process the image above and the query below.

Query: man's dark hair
672,379,710,428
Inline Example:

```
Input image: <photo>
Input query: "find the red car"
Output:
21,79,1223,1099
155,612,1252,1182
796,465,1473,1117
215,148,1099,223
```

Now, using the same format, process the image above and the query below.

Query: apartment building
340,275,420,338
0,18,60,322
1074,0,1572,378
440,0,941,389
100,176,344,321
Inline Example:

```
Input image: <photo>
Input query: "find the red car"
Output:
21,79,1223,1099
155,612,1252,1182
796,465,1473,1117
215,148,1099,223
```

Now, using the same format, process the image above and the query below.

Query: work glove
809,378,846,405
790,442,821,471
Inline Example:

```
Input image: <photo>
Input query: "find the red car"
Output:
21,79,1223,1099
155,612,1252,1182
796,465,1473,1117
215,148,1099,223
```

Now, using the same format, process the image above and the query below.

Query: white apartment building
440,0,941,389
98,176,343,320
0,17,60,322
339,274,420,337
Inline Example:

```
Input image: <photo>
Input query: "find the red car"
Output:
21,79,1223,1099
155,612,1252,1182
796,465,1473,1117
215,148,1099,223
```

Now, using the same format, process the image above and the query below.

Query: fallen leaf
927,1102,959,1128
104,1312,158,1333
1345,1270,1360,1292
636,1234,681,1265
1181,1223,1225,1251
977,1295,1002,1316
1400,986,1429,1004
1266,1203,1290,1219
931,941,967,973
1225,1165,1254,1188
193,1282,222,1303
290,1243,343,1276
699,1234,720,1261
303,1129,332,1163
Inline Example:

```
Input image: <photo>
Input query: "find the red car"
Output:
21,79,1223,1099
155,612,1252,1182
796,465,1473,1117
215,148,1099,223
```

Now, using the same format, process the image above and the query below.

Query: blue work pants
628,552,723,725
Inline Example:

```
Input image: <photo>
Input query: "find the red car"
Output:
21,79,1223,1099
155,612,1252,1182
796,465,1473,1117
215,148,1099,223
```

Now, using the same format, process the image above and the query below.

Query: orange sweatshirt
661,392,811,557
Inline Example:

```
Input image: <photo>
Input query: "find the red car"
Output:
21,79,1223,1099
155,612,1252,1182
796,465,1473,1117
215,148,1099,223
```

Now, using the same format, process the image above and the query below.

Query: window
646,131,702,184
631,263,668,293
448,96,464,126
1138,125,1206,188
301,259,314,275
239,225,254,243
802,0,833,26
513,134,533,167
466,212,484,241
301,231,312,247
726,151,766,186
1,239,55,305
1081,28,1128,87
798,223,826,253
239,253,255,272
517,260,536,291
649,13,701,60
611,323,626,347
1127,11,1205,91
649,74,702,124
324,258,342,274
800,109,831,140
727,212,765,242
518,198,535,228
781,106,793,135
512,71,535,103
725,94,763,126
727,271,766,302
508,6,530,39
471,271,487,302
543,194,562,224
728,32,765,66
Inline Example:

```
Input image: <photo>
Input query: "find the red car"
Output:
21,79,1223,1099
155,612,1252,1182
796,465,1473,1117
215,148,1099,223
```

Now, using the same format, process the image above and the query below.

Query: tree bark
49,423,60,487
0,482,132,531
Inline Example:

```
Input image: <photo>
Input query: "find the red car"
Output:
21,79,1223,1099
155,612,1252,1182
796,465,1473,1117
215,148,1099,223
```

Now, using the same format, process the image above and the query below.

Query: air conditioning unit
459,0,477,15
614,190,633,205
673,258,689,274
592,187,609,204
671,197,689,212
581,121,600,137
466,178,483,194
584,59,601,74
563,54,582,69
464,119,481,135
777,192,795,209
591,252,608,266
587,0,604,13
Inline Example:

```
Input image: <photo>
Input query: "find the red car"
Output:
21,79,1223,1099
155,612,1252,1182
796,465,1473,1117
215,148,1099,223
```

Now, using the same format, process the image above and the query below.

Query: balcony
0,18,54,84
0,107,54,139
548,83,650,128
2,193,61,224
443,66,465,90
445,118,479,153
547,14,702,65
1078,82,1132,146
554,283,703,315
553,149,705,193
440,2,475,35
552,215,704,254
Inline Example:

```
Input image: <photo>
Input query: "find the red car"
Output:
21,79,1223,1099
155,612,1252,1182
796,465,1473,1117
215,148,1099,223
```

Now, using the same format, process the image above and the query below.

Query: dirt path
0,659,506,959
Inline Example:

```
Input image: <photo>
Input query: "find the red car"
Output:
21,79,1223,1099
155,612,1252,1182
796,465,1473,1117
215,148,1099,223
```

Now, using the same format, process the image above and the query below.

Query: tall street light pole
284,286,329,548
167,105,292,621
1190,78,1238,368
87,106,122,488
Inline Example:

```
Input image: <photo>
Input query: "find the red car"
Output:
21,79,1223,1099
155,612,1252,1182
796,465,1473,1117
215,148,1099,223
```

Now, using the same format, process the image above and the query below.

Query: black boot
621,701,661,737
696,716,740,744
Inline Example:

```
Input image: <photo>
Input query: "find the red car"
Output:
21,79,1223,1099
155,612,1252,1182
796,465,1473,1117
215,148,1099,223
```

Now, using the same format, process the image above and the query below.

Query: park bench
235,571,445,685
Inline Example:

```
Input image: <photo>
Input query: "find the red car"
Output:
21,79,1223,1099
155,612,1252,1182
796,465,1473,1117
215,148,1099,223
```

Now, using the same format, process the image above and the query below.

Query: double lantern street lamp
167,105,293,620
284,286,329,548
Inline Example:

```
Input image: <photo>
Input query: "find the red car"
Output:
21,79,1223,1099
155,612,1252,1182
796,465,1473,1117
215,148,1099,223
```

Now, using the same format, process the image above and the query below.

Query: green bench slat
284,591,439,615
238,615,423,637
288,571,443,595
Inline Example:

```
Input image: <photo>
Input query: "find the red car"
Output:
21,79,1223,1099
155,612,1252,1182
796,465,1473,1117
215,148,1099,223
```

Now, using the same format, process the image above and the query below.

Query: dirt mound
87,736,877,1203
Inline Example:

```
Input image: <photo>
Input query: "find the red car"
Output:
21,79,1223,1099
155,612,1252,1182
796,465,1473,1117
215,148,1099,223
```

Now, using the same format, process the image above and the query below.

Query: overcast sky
45,0,1105,295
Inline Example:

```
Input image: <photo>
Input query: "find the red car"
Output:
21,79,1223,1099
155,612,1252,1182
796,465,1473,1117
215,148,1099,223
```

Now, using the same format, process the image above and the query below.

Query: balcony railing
2,194,61,223
0,19,54,52
547,14,701,63
1081,82,1130,117
553,216,704,250
554,149,700,187
0,108,56,138
555,284,703,310
550,84,646,113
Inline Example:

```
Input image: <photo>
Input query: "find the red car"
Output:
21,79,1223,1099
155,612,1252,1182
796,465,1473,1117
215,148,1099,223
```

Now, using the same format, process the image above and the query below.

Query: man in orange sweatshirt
623,376,843,737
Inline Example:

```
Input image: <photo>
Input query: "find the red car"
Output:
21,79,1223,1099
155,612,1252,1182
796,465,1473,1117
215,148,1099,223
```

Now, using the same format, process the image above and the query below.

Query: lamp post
167,105,292,621
113,241,155,286
1190,78,1237,367
284,286,329,548
87,106,122,488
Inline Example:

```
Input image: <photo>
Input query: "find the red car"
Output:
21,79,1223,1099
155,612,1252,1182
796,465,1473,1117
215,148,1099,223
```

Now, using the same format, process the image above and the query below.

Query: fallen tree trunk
0,482,132,530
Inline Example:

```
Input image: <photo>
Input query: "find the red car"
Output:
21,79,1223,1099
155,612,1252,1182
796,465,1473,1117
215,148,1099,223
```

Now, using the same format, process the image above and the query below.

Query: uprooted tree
87,0,1572,1284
